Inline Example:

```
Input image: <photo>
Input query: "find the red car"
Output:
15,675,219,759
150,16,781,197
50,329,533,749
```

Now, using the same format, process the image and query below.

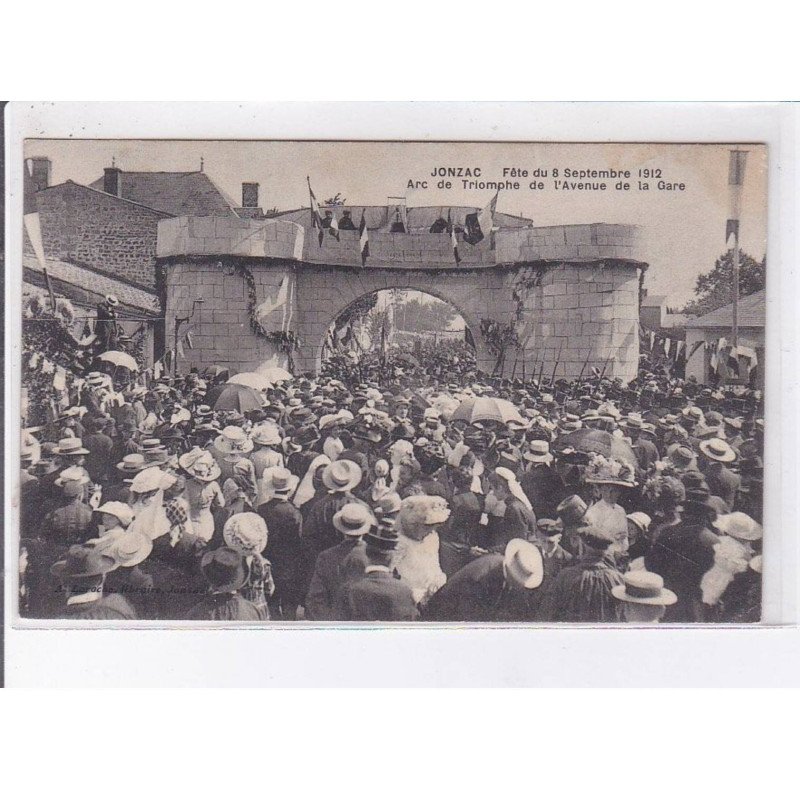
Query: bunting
448,210,461,265
359,210,370,267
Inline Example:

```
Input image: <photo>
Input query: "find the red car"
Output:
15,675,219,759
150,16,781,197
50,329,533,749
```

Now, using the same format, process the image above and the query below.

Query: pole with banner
727,149,748,349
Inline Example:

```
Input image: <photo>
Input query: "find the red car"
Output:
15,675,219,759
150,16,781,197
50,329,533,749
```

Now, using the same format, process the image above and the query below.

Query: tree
683,249,766,316
396,296,459,333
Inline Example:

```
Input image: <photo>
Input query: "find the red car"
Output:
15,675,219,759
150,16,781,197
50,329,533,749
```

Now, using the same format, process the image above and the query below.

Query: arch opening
318,289,477,381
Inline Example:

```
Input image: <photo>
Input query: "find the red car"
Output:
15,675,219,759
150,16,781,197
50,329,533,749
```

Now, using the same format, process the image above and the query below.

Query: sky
24,139,768,308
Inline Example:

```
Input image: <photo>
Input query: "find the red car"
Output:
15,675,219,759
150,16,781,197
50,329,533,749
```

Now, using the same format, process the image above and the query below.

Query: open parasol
451,396,525,426
554,428,637,470
208,383,264,413
98,350,139,372
227,372,273,392
256,365,293,383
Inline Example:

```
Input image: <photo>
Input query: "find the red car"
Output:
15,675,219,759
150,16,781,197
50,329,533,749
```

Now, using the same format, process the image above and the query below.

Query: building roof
641,294,667,307
88,171,236,217
23,254,160,314
686,289,766,329
272,205,532,232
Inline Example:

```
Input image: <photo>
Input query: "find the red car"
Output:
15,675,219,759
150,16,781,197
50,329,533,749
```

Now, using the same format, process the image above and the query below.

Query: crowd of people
18,345,765,624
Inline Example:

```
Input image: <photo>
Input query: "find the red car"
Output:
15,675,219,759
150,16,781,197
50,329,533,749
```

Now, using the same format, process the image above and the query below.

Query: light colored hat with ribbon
251,422,282,446
503,539,545,590
714,512,763,542
611,570,677,606
214,425,254,456
178,448,221,482
699,437,737,463
129,465,171,494
96,501,134,528
223,512,269,555
333,503,376,537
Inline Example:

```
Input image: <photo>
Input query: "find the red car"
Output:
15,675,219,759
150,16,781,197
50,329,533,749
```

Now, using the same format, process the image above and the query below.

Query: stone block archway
292,267,498,375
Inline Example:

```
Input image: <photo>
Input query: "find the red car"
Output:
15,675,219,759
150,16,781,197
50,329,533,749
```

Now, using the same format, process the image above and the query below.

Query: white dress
394,532,447,606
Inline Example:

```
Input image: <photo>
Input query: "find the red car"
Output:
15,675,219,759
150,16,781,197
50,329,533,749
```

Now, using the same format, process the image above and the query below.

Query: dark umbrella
554,428,637,470
208,383,264,414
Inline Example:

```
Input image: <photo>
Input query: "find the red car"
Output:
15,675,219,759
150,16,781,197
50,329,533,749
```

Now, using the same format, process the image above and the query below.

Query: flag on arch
448,210,461,265
358,210,369,266
464,191,499,246
307,177,325,246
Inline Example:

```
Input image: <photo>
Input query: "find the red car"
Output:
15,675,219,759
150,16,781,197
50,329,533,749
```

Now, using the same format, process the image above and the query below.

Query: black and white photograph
11,133,769,626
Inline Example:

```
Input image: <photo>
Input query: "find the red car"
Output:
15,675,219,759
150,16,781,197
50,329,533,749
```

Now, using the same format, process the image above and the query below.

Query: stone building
157,206,647,380
23,157,266,364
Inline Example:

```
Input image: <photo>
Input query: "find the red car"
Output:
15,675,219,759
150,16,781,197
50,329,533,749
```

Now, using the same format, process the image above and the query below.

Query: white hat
333,503,375,537
714,512,763,542
129,466,169,494
503,539,545,590
223,512,269,555
251,422,282,446
99,530,153,568
214,426,254,456
612,570,677,605
96,501,134,528
626,512,652,532
524,439,553,463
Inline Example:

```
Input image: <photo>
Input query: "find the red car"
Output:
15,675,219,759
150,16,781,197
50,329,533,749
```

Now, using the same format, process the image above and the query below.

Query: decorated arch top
156,210,645,271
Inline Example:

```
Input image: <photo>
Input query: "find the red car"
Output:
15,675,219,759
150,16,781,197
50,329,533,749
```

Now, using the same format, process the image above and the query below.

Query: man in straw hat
303,460,368,562
341,519,419,622
612,569,677,623
698,437,740,511
258,467,305,620
305,502,374,621
42,466,94,544
424,538,545,622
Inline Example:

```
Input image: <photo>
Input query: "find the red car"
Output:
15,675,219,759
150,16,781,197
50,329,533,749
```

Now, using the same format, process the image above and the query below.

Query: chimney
242,182,259,208
104,166,122,197
28,157,51,192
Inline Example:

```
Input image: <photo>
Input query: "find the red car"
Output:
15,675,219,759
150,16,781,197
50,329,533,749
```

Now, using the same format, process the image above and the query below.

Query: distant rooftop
88,170,236,217
687,289,766,329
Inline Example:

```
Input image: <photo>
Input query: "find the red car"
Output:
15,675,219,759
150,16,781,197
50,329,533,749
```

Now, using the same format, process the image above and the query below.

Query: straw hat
321,460,363,493
105,294,119,306
524,439,553,464
503,539,545,590
333,503,375,537
178,449,221,482
714,512,763,542
261,466,299,499
129,466,170,494
55,466,90,487
214,426,254,456
96,529,153,568
54,437,89,456
223,512,269,555
611,570,677,606
251,422,282,447
699,437,737,463
626,512,652,533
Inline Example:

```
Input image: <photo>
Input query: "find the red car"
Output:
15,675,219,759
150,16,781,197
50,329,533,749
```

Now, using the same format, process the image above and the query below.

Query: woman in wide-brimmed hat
186,546,263,621
179,448,224,543
223,512,274,620
582,454,635,557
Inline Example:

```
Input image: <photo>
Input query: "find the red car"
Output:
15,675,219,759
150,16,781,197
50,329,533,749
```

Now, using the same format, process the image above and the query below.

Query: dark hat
364,524,400,552
200,547,248,593
292,424,320,447
50,545,116,581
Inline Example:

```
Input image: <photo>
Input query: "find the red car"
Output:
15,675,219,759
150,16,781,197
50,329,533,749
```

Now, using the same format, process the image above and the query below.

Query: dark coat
704,464,741,511
424,553,542,622
259,497,308,608
645,518,720,622
487,497,537,552
536,552,625,623
342,568,419,622
520,464,565,519
62,593,137,620
186,592,263,621
83,432,114,483
305,538,368,620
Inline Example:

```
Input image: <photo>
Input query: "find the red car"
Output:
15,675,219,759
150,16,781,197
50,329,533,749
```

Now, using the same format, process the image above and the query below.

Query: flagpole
732,228,740,348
